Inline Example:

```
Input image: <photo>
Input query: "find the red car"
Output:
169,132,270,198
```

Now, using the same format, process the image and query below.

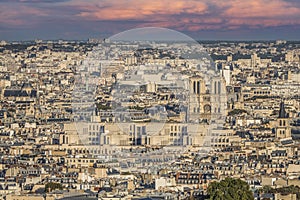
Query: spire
279,101,288,118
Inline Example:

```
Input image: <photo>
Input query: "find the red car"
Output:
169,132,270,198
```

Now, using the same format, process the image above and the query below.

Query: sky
1,0,300,41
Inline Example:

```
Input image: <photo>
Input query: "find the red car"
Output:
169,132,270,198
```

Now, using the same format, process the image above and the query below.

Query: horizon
2,38,300,43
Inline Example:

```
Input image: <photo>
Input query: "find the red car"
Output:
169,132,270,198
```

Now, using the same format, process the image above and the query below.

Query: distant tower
251,53,260,68
275,101,291,139
211,76,227,121
188,76,207,122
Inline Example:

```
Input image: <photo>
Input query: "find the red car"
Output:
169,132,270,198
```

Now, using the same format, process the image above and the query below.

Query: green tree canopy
207,178,254,200
228,109,248,116
45,182,63,193
259,185,300,199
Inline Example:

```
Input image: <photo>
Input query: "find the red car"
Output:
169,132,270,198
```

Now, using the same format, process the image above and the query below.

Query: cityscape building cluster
0,39,299,199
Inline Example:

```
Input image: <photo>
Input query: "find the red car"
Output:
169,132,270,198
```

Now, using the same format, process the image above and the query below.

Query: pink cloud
73,0,208,21
69,0,300,31
0,4,49,26
220,0,300,28
224,0,300,18
1,0,300,33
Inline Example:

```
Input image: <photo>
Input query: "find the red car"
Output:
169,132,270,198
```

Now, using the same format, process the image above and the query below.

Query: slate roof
279,101,288,118
4,89,37,98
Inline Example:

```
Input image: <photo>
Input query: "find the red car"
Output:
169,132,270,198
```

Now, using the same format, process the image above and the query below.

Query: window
142,126,146,134
214,82,217,94
137,127,141,135
100,126,105,133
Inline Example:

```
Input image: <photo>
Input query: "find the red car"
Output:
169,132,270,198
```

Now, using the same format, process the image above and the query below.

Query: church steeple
276,101,291,140
278,101,288,118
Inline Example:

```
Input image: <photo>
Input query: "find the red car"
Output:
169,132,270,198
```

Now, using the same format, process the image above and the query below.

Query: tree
259,185,272,193
259,185,300,199
45,182,63,193
207,178,254,200
228,109,248,116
